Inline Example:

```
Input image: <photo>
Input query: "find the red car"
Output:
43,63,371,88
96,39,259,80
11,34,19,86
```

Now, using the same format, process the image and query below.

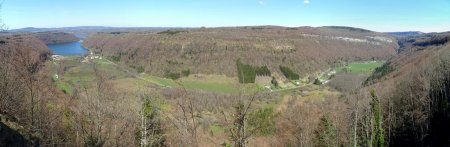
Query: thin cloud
304,0,310,4
258,0,265,5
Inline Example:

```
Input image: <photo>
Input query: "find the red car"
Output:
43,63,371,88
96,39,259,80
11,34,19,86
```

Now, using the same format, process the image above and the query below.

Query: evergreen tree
371,89,384,147
137,95,165,147
279,66,299,80
315,114,337,147
271,77,278,87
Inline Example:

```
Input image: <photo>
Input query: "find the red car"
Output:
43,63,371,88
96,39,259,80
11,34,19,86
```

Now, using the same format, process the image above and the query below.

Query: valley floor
43,52,383,146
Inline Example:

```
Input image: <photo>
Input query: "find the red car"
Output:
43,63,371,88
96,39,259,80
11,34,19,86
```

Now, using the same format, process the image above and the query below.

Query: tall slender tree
371,89,384,147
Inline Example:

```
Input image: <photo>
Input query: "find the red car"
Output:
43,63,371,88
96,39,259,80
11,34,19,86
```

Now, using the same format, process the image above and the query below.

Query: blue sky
2,0,450,32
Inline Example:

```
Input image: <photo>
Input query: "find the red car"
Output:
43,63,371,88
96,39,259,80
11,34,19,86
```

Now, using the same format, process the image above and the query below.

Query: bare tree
0,48,24,115
12,44,42,134
73,64,109,147
138,93,165,147
222,94,257,147
171,85,201,146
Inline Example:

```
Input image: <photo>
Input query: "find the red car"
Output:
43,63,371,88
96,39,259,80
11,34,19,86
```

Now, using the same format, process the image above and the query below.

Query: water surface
47,41,89,55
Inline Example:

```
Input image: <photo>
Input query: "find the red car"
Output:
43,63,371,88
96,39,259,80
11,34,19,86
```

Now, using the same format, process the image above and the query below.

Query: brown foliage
83,27,398,78
366,33,450,146
275,89,350,146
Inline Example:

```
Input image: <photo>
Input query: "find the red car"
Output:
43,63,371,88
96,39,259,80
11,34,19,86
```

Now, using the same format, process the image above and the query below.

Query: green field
141,74,265,93
50,55,266,94
141,75,179,87
335,61,384,73
209,123,226,134
50,55,132,94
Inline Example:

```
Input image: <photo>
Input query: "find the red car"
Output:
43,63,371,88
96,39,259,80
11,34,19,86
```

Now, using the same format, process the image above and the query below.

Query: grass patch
93,57,112,65
56,81,73,94
179,80,237,93
335,61,384,73
51,56,130,94
141,74,265,93
62,55,83,60
209,123,225,134
141,75,179,87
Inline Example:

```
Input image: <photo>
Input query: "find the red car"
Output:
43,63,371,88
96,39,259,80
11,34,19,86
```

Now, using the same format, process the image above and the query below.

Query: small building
51,55,64,61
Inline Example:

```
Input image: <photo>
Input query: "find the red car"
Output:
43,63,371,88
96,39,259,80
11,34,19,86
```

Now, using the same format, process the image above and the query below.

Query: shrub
136,66,145,73
109,55,121,62
313,78,322,85
84,135,105,147
182,69,190,77
271,77,278,87
248,107,277,136
279,66,299,80
165,71,181,80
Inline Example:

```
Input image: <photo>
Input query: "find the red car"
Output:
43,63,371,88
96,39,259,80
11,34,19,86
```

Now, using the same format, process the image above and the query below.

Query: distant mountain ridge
386,31,425,37
8,26,180,33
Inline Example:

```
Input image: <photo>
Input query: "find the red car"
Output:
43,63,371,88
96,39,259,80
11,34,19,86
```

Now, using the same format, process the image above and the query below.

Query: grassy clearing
335,61,384,73
209,123,226,134
141,74,178,87
49,54,132,94
180,79,237,93
50,55,266,94
141,74,265,93
93,57,112,65
62,55,82,60
56,81,74,94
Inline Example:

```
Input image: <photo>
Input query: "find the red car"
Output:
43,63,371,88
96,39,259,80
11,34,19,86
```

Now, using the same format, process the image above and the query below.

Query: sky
2,0,450,32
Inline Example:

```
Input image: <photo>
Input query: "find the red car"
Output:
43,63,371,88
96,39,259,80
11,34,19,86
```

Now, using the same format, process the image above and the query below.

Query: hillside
5,28,450,146
386,31,425,37
32,31,80,44
0,34,54,146
3,31,81,45
0,34,51,57
364,32,450,146
83,26,398,79
9,26,175,33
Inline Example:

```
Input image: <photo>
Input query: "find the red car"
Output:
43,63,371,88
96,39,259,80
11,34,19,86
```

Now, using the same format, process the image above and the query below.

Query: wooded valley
1,26,450,147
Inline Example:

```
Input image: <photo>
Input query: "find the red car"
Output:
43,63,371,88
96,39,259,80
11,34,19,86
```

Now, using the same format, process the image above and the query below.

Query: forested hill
364,32,450,146
32,31,80,44
0,34,51,58
0,34,53,146
83,26,398,78
3,31,80,45
386,31,425,37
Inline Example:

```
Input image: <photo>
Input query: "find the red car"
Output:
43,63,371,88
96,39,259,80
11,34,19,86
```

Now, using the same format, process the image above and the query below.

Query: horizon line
8,25,446,33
